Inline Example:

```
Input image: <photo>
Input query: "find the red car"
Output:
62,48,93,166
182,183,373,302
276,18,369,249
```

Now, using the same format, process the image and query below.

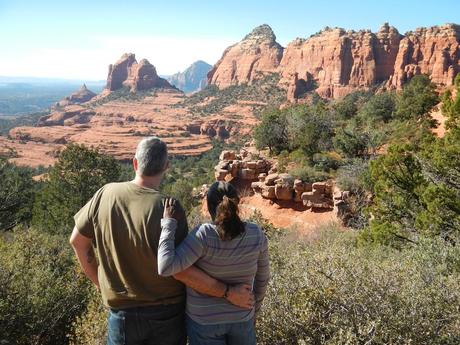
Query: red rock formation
106,53,172,92
207,24,284,88
209,23,460,100
278,24,402,99
389,24,460,89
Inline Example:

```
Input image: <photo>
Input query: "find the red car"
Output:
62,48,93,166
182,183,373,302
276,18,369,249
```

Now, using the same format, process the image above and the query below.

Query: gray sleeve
157,219,205,276
254,232,270,313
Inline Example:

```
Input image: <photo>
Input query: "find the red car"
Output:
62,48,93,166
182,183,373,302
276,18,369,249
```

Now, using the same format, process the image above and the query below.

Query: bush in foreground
0,228,90,344
71,219,460,345
257,225,460,344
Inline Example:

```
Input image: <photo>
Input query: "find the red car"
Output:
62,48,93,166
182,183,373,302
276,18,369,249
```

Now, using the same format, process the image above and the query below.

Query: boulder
275,173,294,187
240,168,257,180
275,184,294,200
261,185,276,199
312,182,327,192
219,150,236,161
251,181,263,193
333,191,343,200
265,173,279,186
247,161,258,170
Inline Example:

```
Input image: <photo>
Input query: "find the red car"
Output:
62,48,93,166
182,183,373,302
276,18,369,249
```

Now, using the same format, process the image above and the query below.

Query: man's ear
133,158,138,172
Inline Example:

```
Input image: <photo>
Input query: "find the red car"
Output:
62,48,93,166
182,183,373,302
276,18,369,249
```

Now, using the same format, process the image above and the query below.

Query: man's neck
132,174,162,190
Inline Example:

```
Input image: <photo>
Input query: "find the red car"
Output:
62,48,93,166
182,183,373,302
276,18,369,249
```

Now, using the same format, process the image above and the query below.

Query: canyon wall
209,23,460,99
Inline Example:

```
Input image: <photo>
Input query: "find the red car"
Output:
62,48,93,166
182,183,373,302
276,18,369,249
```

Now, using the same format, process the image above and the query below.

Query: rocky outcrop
389,24,460,89
208,23,460,100
106,53,172,92
36,105,95,127
207,24,284,88
214,149,335,211
56,84,96,107
214,149,272,181
168,60,212,93
252,173,334,210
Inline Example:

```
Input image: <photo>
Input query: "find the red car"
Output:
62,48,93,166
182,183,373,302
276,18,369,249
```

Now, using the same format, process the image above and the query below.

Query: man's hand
226,284,255,310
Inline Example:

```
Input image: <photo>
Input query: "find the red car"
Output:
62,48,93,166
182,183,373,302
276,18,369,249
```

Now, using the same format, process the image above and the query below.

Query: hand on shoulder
163,197,185,221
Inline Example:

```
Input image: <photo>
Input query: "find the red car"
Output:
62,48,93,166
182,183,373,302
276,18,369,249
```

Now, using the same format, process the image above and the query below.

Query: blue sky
0,0,459,80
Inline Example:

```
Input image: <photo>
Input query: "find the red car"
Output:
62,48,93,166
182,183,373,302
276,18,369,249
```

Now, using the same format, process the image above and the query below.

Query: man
70,137,254,345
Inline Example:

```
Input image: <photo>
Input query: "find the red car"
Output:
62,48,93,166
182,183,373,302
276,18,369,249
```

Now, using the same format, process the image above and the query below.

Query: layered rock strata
209,23,460,100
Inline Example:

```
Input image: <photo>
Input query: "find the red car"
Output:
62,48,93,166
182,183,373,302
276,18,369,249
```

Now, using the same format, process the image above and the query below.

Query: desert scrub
70,290,107,345
0,228,91,345
178,73,286,116
257,225,460,344
69,219,460,345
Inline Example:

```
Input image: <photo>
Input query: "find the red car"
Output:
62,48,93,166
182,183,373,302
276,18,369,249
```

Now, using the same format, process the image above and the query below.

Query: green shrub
0,228,91,344
32,144,121,235
395,74,438,122
68,218,460,345
0,158,36,231
289,165,329,183
70,290,107,345
257,226,460,345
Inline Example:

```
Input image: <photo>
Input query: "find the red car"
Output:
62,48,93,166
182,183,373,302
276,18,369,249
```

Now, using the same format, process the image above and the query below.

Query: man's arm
69,226,99,289
173,266,254,309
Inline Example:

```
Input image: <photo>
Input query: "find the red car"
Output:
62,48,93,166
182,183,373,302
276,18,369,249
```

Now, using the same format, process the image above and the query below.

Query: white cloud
0,35,234,80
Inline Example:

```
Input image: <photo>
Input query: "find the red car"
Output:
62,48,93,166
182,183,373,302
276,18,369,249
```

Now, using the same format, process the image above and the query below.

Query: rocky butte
55,84,97,107
1,54,259,167
208,23,460,100
106,53,171,92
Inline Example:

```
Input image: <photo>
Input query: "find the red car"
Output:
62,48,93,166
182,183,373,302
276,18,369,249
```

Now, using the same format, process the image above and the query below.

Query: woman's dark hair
207,181,245,241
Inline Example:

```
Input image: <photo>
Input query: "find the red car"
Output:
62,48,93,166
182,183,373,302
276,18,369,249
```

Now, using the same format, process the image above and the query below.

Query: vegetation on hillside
0,111,46,135
252,74,460,244
178,73,286,117
86,87,161,107
1,74,460,344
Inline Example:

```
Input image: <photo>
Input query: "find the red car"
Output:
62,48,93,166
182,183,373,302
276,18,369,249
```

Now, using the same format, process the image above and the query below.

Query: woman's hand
163,197,179,220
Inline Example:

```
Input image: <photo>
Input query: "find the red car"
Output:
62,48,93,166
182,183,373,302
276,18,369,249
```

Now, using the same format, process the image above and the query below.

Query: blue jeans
107,302,186,345
186,315,256,345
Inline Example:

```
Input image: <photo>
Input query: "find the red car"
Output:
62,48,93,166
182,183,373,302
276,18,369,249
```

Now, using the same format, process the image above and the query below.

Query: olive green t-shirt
74,181,188,309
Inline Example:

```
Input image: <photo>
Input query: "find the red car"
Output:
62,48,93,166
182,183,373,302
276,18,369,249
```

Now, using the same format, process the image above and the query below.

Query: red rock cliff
389,24,460,89
207,24,284,88
208,23,460,100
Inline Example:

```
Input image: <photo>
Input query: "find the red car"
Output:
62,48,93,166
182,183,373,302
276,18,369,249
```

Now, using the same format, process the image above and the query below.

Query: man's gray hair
135,137,168,176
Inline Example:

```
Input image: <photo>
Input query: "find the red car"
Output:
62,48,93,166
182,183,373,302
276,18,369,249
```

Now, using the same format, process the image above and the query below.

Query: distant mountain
167,61,212,93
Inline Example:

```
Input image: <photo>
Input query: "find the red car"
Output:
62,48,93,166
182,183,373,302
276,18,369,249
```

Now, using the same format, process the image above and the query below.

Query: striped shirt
158,219,270,325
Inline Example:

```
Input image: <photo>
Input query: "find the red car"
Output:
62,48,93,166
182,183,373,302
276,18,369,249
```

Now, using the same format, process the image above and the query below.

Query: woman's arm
158,218,205,276
254,233,270,313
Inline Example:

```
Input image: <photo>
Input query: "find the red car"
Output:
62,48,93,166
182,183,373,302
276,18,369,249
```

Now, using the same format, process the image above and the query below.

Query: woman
158,181,270,345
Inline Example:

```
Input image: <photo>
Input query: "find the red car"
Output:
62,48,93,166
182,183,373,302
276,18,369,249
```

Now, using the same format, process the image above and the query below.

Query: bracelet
223,284,230,299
